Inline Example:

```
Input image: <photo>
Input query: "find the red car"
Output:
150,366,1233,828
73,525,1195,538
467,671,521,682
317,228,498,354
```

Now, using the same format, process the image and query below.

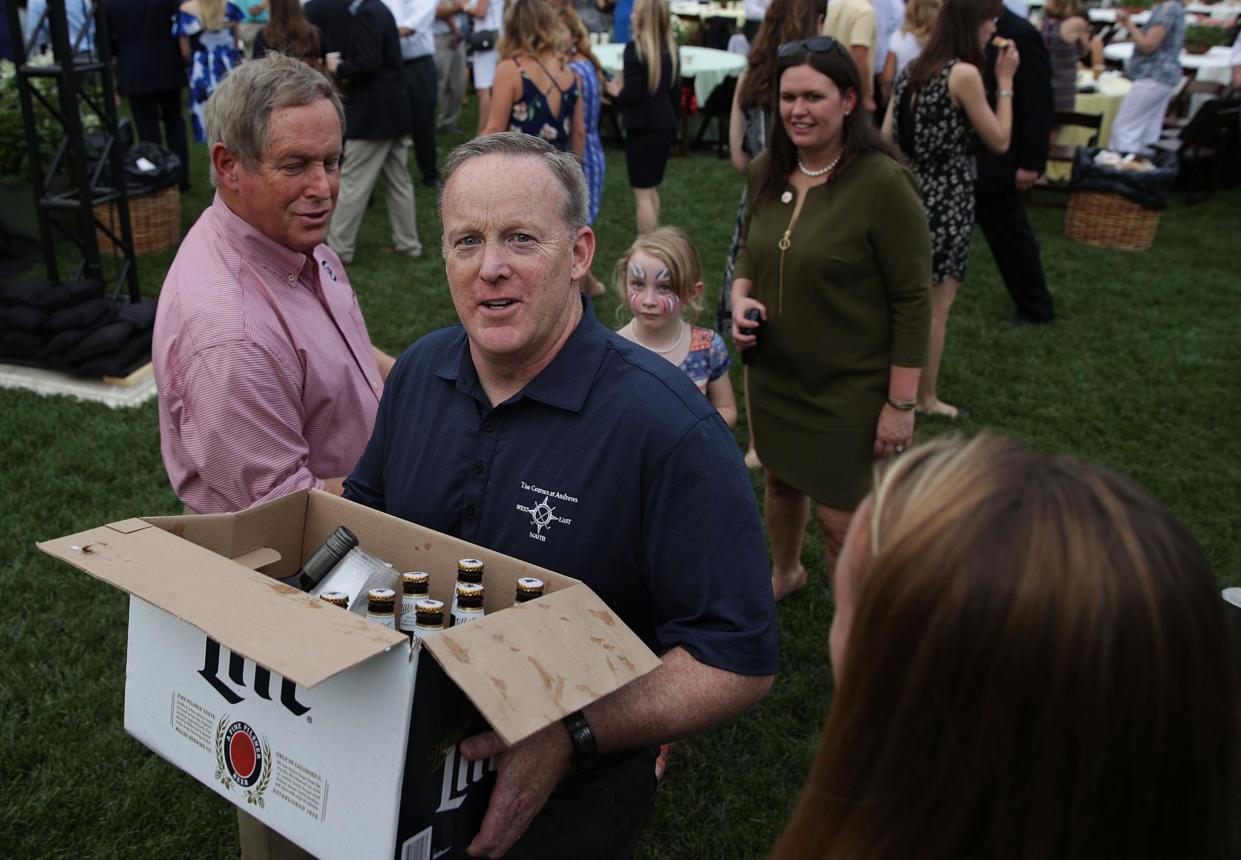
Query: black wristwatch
561,710,598,769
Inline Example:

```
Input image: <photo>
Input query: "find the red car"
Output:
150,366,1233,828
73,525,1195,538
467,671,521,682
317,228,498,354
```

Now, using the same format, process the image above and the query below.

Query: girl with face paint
614,227,738,429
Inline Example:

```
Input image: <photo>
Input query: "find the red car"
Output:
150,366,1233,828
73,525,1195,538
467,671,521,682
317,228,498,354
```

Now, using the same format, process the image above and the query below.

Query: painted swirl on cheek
627,288,643,311
660,293,679,315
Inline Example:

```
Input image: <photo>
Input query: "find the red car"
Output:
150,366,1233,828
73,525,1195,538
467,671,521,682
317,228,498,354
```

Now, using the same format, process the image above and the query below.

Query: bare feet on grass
772,566,807,601
916,398,969,420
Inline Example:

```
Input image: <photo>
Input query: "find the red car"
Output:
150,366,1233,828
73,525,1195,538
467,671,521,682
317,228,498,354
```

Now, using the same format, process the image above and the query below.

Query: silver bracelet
998,89,1015,98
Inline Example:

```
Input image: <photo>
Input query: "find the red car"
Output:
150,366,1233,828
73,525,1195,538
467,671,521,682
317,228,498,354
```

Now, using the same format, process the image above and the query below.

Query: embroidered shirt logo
515,481,576,543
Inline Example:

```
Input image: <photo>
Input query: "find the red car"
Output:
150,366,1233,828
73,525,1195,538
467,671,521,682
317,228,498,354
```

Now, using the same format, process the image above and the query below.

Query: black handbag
469,29,498,52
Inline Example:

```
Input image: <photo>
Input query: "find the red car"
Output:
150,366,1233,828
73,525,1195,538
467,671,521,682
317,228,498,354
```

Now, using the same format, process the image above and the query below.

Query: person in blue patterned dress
615,227,738,428
1110,0,1185,154
174,0,245,142
562,6,609,296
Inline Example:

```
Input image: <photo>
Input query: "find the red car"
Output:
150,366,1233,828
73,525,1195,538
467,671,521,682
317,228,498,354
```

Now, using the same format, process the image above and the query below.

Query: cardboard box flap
37,524,405,688
423,587,661,746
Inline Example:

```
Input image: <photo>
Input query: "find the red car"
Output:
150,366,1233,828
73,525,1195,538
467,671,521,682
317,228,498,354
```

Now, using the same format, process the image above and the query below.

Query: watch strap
561,709,598,768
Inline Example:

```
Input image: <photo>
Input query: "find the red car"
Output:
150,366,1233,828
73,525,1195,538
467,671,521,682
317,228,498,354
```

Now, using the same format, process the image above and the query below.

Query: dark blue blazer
100,0,185,96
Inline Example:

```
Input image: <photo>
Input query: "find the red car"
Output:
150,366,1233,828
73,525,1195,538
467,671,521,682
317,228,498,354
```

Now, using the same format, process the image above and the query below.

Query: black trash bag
119,142,183,194
0,305,47,333
72,329,152,378
117,297,158,331
27,278,104,311
46,296,117,332
1069,147,1179,210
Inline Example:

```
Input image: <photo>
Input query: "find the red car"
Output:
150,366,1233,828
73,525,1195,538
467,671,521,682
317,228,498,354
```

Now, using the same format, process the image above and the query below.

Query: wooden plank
102,361,152,388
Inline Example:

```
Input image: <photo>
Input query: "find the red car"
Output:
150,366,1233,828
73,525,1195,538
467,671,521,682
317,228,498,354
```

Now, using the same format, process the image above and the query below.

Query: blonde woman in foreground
771,434,1238,860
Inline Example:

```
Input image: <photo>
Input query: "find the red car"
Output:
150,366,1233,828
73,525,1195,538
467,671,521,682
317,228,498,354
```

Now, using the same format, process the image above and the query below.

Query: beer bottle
450,582,485,626
451,558,485,618
366,587,397,629
514,577,545,606
319,591,349,609
413,598,446,639
285,526,358,591
398,571,431,638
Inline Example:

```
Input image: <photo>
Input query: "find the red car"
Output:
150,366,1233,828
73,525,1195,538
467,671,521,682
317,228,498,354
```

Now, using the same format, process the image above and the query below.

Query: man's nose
478,241,510,281
305,162,333,199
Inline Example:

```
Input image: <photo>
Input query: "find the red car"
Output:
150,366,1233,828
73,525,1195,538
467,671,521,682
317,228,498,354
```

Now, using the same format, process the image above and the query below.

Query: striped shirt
153,194,383,513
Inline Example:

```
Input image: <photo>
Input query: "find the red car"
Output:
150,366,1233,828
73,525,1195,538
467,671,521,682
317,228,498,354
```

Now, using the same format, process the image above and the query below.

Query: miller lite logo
436,743,496,813
199,637,311,717
215,717,272,807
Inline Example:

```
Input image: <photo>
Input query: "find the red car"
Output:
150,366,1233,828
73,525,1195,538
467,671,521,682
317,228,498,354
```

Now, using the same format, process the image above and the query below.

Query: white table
1046,70,1133,180
594,43,747,105
669,1,747,27
1089,4,1241,24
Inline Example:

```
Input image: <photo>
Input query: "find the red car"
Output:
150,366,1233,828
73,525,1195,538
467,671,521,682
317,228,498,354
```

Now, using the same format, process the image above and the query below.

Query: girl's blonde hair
498,0,563,59
613,226,704,317
901,0,942,42
197,0,228,31
631,0,679,95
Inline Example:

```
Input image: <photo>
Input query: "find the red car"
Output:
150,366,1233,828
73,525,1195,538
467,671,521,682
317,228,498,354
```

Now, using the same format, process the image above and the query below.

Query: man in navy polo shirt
343,131,778,859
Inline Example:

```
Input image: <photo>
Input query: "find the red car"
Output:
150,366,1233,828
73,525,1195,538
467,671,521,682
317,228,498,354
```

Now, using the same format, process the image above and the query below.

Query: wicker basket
94,185,181,255
1065,190,1161,251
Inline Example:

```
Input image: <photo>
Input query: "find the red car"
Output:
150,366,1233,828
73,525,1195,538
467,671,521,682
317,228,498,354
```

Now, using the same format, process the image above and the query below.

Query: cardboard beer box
37,490,659,860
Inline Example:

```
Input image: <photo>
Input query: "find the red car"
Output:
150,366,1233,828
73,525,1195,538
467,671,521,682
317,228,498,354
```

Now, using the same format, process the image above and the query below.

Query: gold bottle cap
455,582,484,598
367,587,396,611
402,571,430,593
415,598,445,624
319,591,349,608
457,558,485,583
516,577,544,593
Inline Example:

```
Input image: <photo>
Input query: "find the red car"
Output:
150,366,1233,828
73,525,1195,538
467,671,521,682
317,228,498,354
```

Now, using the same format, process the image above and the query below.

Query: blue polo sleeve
642,416,779,676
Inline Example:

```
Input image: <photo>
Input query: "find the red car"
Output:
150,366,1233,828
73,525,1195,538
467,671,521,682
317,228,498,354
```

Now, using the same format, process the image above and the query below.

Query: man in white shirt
433,0,469,133
383,0,442,188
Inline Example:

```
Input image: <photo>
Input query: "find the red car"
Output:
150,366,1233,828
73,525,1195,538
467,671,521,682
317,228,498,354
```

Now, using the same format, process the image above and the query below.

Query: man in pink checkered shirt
154,55,396,517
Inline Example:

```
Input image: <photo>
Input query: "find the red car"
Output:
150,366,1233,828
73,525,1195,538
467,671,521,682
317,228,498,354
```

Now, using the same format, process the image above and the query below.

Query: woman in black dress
605,0,679,233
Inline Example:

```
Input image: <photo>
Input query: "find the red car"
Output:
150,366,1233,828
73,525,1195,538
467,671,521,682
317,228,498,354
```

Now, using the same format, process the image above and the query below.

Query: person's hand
731,296,766,348
326,52,343,75
461,723,572,858
605,77,622,98
864,96,877,113
249,2,266,16
1115,9,1131,27
1015,168,1040,191
995,39,1020,82
874,404,914,458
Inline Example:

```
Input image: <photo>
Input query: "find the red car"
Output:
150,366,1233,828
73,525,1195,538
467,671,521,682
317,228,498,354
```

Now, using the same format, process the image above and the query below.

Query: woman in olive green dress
730,36,932,599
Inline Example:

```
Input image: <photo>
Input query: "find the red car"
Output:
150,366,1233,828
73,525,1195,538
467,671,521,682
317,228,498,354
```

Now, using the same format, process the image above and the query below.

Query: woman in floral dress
174,0,244,143
884,0,1018,419
482,0,584,157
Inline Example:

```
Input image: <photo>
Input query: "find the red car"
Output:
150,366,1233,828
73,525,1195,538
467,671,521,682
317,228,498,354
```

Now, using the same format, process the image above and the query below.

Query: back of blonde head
631,0,679,94
499,0,564,58
771,434,1237,860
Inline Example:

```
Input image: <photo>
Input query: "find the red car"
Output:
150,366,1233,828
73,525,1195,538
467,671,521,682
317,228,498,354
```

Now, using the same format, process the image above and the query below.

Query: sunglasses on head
777,36,843,58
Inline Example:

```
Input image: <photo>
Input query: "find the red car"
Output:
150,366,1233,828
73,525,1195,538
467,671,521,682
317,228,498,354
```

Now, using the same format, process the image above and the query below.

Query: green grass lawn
2,114,1239,858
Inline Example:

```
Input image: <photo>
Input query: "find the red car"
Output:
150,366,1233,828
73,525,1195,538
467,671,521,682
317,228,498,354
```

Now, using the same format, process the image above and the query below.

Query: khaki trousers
326,137,422,264
237,808,316,859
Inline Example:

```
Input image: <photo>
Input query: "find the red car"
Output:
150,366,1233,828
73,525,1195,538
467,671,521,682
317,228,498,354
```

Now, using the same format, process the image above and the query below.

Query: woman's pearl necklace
632,319,687,355
797,151,842,178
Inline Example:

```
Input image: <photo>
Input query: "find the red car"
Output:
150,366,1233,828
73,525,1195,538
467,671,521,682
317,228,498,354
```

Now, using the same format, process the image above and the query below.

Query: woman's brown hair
559,5,606,89
753,41,901,207
259,0,322,68
737,0,824,110
771,434,1238,860
498,0,564,59
904,0,1000,92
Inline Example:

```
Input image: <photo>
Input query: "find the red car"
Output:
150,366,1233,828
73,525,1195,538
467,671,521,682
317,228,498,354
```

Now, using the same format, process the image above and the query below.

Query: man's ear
570,225,596,283
211,143,244,191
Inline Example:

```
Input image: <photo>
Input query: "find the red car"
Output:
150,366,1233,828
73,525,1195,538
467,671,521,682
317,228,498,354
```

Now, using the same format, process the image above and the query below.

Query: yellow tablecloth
1045,72,1133,182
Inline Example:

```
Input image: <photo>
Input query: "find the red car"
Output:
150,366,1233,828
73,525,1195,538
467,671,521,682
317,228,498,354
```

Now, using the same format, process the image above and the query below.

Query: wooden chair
1031,110,1105,207
691,75,738,157
1152,96,1241,205
1164,80,1226,132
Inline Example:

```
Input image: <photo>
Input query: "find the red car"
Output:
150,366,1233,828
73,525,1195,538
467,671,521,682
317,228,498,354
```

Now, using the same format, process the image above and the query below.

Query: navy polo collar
432,294,607,413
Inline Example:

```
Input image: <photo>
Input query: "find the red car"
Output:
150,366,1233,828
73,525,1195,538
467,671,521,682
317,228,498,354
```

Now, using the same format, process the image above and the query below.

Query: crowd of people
4,0,1239,856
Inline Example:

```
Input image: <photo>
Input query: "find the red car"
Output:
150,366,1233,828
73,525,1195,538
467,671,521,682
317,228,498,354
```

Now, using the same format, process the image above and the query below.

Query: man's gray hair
204,54,344,186
439,132,590,231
